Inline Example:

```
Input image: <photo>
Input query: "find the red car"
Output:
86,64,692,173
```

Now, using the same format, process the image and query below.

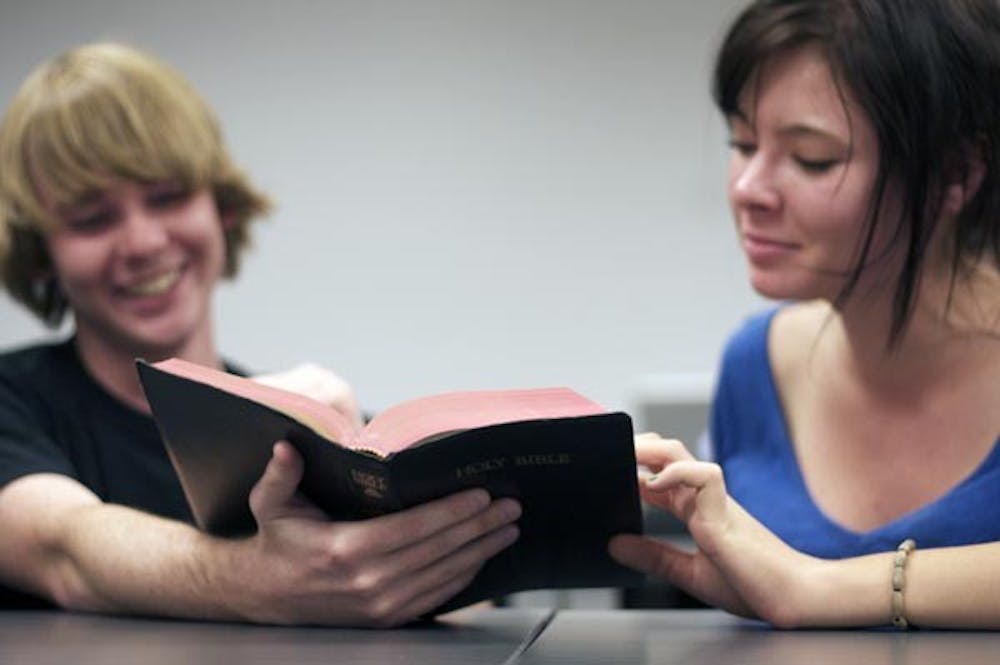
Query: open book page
150,358,359,445
358,388,607,455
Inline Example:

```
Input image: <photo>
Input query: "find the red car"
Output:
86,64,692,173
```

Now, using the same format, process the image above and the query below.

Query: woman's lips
742,232,800,263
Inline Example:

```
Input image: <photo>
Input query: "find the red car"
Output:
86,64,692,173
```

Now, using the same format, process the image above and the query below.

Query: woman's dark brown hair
714,0,1000,344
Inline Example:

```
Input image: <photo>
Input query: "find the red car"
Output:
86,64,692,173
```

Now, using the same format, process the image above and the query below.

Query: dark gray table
0,607,552,665
516,610,1000,665
4,608,1000,664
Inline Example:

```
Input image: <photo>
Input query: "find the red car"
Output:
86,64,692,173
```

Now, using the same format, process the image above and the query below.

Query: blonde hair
0,42,271,325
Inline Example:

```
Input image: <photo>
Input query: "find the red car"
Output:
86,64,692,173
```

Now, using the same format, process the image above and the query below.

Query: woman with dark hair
611,0,1000,628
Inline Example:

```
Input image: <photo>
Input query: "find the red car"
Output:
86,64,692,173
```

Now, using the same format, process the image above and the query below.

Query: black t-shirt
0,339,239,607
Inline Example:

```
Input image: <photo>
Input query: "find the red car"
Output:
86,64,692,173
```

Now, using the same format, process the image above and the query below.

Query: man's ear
220,209,238,231
942,144,986,218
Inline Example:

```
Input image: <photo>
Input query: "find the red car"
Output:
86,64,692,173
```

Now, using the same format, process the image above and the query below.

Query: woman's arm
609,434,1000,629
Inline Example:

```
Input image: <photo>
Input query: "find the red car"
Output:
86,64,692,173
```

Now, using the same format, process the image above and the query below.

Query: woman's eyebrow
775,122,847,144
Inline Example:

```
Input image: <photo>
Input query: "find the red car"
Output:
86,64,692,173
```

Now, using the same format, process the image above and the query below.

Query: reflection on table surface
517,610,1000,665
4,607,999,665
0,606,551,665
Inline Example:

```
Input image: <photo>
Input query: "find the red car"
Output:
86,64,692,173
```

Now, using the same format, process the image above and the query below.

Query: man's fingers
385,567,480,626
346,489,503,555
373,523,520,623
328,496,520,602
248,441,305,520
373,497,521,574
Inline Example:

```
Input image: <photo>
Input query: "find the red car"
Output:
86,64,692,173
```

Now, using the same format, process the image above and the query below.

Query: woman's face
726,45,897,302
43,180,227,357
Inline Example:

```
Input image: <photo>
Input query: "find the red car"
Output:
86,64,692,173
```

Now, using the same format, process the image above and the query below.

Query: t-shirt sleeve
0,373,76,490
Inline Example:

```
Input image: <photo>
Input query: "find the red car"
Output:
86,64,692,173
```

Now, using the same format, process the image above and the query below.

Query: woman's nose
729,154,781,212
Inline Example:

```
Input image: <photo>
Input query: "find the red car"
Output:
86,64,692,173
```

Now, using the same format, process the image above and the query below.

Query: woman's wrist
796,552,894,628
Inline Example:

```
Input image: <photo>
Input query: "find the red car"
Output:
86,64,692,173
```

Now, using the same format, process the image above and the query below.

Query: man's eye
146,185,191,209
65,210,114,233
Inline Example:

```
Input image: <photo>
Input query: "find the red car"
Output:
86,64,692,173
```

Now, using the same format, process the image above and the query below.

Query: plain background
0,0,765,418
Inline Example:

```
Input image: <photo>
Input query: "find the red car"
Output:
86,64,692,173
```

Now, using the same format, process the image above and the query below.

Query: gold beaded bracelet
891,538,917,629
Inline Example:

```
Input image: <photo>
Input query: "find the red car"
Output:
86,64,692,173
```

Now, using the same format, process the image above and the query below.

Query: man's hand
253,364,363,427
230,441,522,627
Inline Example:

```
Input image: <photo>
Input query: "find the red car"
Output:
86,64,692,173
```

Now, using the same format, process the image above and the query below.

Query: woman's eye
795,157,840,174
727,139,757,157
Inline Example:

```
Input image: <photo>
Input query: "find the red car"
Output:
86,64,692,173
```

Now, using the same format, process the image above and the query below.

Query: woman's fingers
634,433,697,470
609,533,694,583
645,460,729,524
608,533,754,618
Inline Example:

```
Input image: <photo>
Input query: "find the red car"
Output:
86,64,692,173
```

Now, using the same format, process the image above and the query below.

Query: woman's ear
942,145,986,218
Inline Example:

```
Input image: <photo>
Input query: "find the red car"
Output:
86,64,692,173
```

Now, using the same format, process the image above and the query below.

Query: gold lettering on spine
350,469,388,499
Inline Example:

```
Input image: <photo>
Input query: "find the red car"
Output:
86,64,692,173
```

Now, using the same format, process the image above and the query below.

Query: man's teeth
126,269,180,296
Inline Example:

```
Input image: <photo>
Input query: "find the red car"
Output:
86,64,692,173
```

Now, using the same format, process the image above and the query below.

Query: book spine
342,455,403,517
293,430,403,520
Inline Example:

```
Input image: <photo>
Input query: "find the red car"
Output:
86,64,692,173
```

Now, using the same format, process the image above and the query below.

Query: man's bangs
24,84,213,219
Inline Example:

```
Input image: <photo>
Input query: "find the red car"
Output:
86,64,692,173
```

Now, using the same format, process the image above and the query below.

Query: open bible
137,358,643,611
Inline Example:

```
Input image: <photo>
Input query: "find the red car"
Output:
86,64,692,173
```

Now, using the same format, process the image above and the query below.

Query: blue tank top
711,308,1000,557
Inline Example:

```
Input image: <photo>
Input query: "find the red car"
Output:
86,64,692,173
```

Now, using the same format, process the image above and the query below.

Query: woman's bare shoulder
769,301,833,387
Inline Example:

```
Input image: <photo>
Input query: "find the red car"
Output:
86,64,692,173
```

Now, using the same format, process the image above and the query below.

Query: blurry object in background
632,372,713,456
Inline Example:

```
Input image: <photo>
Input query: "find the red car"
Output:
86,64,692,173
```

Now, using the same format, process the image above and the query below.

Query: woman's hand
609,433,822,627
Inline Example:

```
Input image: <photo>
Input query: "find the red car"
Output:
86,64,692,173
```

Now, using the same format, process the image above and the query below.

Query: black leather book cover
137,361,644,610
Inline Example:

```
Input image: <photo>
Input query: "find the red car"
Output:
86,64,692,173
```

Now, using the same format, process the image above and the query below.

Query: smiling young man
45,181,227,412
0,42,521,625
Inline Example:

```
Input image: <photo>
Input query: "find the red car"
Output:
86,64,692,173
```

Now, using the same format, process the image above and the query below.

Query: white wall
0,0,764,415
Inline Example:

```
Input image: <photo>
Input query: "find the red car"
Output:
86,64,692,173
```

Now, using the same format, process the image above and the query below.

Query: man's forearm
50,501,250,620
